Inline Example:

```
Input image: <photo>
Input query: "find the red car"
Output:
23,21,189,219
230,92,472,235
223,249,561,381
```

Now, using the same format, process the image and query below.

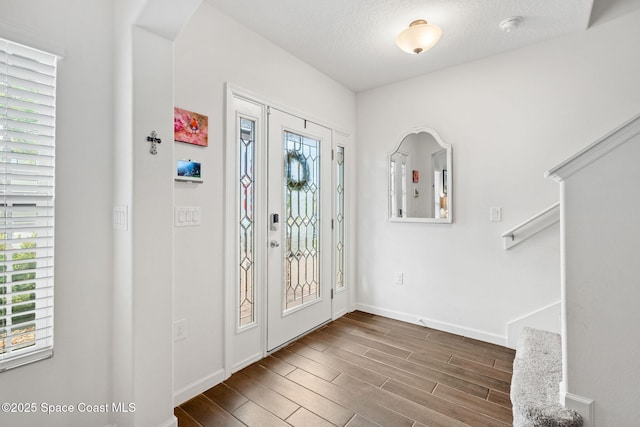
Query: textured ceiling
205,0,600,92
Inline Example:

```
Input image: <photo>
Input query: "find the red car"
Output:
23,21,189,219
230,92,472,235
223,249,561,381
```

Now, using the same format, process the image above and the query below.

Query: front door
266,108,332,351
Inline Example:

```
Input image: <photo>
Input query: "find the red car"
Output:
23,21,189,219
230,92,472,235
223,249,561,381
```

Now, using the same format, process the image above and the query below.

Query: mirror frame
388,127,453,223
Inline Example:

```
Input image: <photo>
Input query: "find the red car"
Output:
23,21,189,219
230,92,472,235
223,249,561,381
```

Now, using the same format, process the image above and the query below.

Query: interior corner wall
355,9,640,344
129,26,176,427
0,1,114,427
172,2,356,402
562,136,640,426
112,1,144,425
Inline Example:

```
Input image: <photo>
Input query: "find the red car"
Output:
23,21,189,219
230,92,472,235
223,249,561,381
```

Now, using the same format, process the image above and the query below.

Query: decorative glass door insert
282,131,320,311
335,146,345,291
238,117,255,327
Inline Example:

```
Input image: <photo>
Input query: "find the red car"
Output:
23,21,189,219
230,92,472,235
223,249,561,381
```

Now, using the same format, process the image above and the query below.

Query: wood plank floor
175,311,515,427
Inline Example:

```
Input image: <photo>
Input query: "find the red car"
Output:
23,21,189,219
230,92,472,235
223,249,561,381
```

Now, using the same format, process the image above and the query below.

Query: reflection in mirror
389,128,452,223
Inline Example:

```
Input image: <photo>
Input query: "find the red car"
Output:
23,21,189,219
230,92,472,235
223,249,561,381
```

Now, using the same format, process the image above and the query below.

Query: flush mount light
396,19,442,55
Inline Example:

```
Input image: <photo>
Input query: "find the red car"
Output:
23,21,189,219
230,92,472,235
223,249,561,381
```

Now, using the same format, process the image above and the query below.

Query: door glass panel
239,117,255,327
335,146,345,291
283,131,320,312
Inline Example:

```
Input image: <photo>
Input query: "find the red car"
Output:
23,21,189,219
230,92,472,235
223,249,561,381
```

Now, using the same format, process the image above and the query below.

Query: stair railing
501,202,560,249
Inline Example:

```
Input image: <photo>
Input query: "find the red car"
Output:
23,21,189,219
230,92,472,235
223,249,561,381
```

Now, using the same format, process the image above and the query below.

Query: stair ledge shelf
545,113,640,182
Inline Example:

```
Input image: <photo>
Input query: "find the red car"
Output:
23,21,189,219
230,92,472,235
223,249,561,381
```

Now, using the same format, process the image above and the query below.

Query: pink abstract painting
174,107,208,147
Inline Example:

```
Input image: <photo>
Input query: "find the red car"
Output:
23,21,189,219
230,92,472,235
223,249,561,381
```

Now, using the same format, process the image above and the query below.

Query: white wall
558,125,640,426
355,8,640,345
0,1,114,426
4,2,637,425
172,2,356,402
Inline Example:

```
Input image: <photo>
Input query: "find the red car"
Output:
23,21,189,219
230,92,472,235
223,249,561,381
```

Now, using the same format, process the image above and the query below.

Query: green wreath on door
285,150,309,191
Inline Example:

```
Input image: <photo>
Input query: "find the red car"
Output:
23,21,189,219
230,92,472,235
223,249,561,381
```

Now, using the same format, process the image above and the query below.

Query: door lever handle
270,240,280,248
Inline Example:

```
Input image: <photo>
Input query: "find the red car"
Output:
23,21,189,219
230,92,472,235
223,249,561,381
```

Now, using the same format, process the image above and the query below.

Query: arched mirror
389,128,452,223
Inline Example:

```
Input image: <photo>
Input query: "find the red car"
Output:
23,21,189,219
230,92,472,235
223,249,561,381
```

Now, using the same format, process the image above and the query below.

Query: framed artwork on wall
174,107,208,147
412,170,419,183
175,159,203,183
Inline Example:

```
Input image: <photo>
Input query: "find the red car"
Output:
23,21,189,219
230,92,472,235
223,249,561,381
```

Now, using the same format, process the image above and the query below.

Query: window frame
0,37,57,372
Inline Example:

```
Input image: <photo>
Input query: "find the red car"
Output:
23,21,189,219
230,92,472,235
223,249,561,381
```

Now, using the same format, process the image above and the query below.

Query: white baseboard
173,368,225,406
332,308,349,319
561,391,595,427
232,351,264,374
355,303,507,346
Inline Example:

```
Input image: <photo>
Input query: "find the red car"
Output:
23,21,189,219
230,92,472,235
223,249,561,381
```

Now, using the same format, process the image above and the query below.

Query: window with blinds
0,38,56,371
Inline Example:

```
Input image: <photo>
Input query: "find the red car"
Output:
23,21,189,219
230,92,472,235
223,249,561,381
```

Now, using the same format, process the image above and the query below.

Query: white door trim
224,83,352,377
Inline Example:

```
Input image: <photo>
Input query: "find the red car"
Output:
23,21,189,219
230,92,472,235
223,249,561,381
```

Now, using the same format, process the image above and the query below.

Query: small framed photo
175,159,203,183
412,170,419,183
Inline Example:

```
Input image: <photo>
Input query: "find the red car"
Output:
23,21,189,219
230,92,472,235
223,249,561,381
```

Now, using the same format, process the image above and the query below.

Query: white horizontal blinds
0,38,56,371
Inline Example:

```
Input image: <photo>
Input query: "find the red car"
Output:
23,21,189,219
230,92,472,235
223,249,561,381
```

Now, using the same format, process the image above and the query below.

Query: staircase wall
548,114,640,426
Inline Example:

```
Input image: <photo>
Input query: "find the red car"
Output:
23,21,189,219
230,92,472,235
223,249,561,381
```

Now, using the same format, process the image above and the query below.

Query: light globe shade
396,19,442,54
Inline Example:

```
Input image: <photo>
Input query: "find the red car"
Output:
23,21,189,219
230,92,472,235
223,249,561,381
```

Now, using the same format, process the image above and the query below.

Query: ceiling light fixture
396,19,442,55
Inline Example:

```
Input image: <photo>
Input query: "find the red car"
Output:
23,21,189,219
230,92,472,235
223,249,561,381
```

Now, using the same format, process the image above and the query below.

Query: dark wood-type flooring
175,311,515,427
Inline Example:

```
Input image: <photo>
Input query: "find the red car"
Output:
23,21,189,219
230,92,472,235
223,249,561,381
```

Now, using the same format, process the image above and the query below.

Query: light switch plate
175,206,202,227
489,207,502,222
394,272,404,286
113,205,128,230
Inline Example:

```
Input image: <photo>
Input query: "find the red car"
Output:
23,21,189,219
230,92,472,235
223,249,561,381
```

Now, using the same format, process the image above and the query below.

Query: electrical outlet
394,272,404,286
174,319,187,341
